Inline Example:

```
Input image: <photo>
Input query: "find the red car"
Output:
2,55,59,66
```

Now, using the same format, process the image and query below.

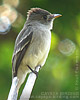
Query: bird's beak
48,14,62,20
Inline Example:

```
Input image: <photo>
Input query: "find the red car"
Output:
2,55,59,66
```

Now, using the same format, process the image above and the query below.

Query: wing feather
12,25,33,77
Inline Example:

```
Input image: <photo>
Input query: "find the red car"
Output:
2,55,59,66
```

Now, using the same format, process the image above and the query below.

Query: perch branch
20,66,41,100
7,77,18,100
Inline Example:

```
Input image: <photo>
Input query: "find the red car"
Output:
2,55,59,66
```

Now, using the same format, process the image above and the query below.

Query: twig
7,77,18,100
20,66,41,100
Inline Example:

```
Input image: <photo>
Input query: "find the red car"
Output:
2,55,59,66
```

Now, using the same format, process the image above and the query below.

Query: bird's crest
27,8,50,18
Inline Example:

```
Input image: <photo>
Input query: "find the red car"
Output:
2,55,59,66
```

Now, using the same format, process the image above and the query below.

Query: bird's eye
43,15,47,20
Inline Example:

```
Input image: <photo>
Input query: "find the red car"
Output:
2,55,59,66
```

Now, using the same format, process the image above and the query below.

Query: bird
12,8,62,92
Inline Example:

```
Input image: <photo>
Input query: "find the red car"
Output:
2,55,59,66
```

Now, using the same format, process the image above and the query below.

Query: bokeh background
0,0,80,100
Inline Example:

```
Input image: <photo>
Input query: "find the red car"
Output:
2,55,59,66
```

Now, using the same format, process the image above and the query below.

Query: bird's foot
27,65,39,77
33,70,38,77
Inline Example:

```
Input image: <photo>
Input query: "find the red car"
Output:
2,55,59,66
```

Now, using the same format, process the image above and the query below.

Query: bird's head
27,8,62,29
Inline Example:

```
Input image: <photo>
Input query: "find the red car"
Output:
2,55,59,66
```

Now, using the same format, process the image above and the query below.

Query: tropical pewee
12,8,62,91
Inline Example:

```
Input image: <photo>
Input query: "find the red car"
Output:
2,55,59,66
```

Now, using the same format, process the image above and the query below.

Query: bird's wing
12,25,33,77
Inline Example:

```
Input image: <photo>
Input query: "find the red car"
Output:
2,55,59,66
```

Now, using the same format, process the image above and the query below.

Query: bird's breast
32,28,51,53
22,27,51,68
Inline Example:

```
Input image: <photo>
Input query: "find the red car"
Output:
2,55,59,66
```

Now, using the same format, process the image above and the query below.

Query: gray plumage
12,25,33,77
12,8,62,91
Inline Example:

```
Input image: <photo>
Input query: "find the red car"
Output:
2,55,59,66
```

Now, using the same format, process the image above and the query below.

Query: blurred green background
0,0,80,100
